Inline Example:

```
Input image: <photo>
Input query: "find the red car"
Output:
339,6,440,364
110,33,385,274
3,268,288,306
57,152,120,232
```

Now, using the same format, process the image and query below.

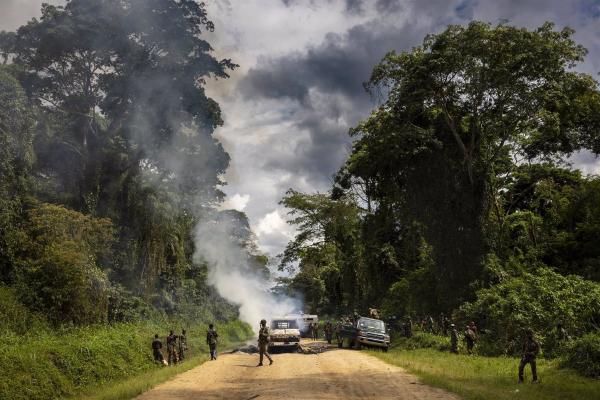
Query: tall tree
336,22,600,308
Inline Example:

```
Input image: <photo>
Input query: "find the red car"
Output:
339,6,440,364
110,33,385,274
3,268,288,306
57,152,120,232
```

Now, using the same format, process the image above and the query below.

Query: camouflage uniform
167,332,179,365
324,322,333,344
206,327,219,360
427,316,434,333
152,337,164,363
258,321,273,366
450,326,459,353
403,317,413,338
519,331,540,383
178,330,187,361
464,327,476,354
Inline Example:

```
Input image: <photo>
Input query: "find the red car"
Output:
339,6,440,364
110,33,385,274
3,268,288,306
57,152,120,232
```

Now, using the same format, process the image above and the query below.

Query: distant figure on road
324,321,334,344
152,334,166,365
519,329,540,383
178,329,188,361
167,330,179,365
257,319,273,366
450,324,459,353
464,325,477,354
207,324,219,360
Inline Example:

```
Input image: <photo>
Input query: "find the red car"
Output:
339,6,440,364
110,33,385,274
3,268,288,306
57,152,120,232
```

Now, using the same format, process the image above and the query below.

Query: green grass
371,347,600,400
79,321,250,400
0,319,252,400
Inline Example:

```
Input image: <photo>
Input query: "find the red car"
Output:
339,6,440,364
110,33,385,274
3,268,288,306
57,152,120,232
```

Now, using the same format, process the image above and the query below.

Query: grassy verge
371,347,600,400
79,321,249,400
0,319,252,400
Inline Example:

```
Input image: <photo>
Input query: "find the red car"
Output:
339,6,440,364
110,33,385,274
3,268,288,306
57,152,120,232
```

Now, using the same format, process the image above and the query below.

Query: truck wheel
383,346,389,352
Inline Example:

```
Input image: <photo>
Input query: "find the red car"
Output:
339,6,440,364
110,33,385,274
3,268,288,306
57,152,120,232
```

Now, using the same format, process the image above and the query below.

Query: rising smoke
193,211,302,334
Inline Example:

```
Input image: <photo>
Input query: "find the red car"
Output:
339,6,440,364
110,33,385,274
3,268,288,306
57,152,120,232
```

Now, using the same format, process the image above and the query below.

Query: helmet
260,319,267,325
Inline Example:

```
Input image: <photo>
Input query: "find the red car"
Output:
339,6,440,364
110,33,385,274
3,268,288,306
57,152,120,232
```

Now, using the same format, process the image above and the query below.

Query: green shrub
561,331,600,378
392,332,449,351
0,319,252,400
456,267,600,356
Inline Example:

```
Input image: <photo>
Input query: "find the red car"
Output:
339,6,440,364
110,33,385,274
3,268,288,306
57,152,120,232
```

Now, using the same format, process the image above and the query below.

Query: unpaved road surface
135,341,459,400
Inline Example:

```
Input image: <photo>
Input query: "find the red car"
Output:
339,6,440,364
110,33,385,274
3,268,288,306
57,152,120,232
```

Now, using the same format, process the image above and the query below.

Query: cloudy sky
2,0,600,257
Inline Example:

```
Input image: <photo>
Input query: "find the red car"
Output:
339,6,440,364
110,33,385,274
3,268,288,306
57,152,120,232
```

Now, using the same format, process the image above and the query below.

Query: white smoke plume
193,211,302,334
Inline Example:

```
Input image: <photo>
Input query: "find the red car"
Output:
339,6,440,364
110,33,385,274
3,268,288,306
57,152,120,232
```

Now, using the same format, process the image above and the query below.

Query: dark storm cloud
240,0,599,195
238,5,456,189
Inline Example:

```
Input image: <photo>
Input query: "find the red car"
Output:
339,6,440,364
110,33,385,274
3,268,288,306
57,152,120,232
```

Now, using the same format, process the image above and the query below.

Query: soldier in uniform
427,316,434,333
152,334,165,364
324,321,334,344
258,319,273,366
403,316,413,338
167,330,179,365
206,324,219,360
519,329,540,383
178,329,187,361
464,325,476,354
450,324,459,353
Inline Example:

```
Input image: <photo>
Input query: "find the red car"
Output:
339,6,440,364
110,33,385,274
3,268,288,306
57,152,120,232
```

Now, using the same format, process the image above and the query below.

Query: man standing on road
167,330,179,365
152,334,165,365
207,324,219,360
519,329,540,383
258,319,273,366
324,321,333,344
450,324,459,353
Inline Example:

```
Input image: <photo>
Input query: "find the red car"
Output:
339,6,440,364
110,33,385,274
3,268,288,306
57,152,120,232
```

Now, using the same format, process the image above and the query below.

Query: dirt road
135,341,459,400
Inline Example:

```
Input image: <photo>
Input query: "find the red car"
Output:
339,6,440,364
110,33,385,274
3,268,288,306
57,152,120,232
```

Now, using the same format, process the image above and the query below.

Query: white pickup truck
268,318,301,351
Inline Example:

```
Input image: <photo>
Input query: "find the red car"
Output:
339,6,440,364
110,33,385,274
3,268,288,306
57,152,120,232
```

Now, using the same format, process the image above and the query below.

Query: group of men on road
152,324,220,366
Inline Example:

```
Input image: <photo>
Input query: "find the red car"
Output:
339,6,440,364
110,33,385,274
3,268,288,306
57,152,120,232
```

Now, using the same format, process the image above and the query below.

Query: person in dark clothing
403,316,413,338
178,329,187,361
152,334,165,364
167,330,179,365
464,325,476,354
206,324,219,360
519,329,540,383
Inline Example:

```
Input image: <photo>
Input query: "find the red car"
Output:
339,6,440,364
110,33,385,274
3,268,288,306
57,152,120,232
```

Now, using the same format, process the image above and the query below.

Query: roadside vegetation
372,346,600,400
0,286,252,400
0,2,259,399
278,21,600,379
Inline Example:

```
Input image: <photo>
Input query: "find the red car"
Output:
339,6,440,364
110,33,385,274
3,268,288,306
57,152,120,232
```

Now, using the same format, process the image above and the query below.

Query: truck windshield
271,320,298,329
358,319,385,331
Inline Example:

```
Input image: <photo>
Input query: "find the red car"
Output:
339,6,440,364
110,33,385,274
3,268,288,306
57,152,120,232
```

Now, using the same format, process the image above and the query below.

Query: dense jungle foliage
279,22,600,361
0,0,263,328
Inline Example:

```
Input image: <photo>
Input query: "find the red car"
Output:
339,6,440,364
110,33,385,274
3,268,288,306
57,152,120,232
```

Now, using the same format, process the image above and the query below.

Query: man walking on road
519,329,540,383
258,319,273,366
207,324,219,360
